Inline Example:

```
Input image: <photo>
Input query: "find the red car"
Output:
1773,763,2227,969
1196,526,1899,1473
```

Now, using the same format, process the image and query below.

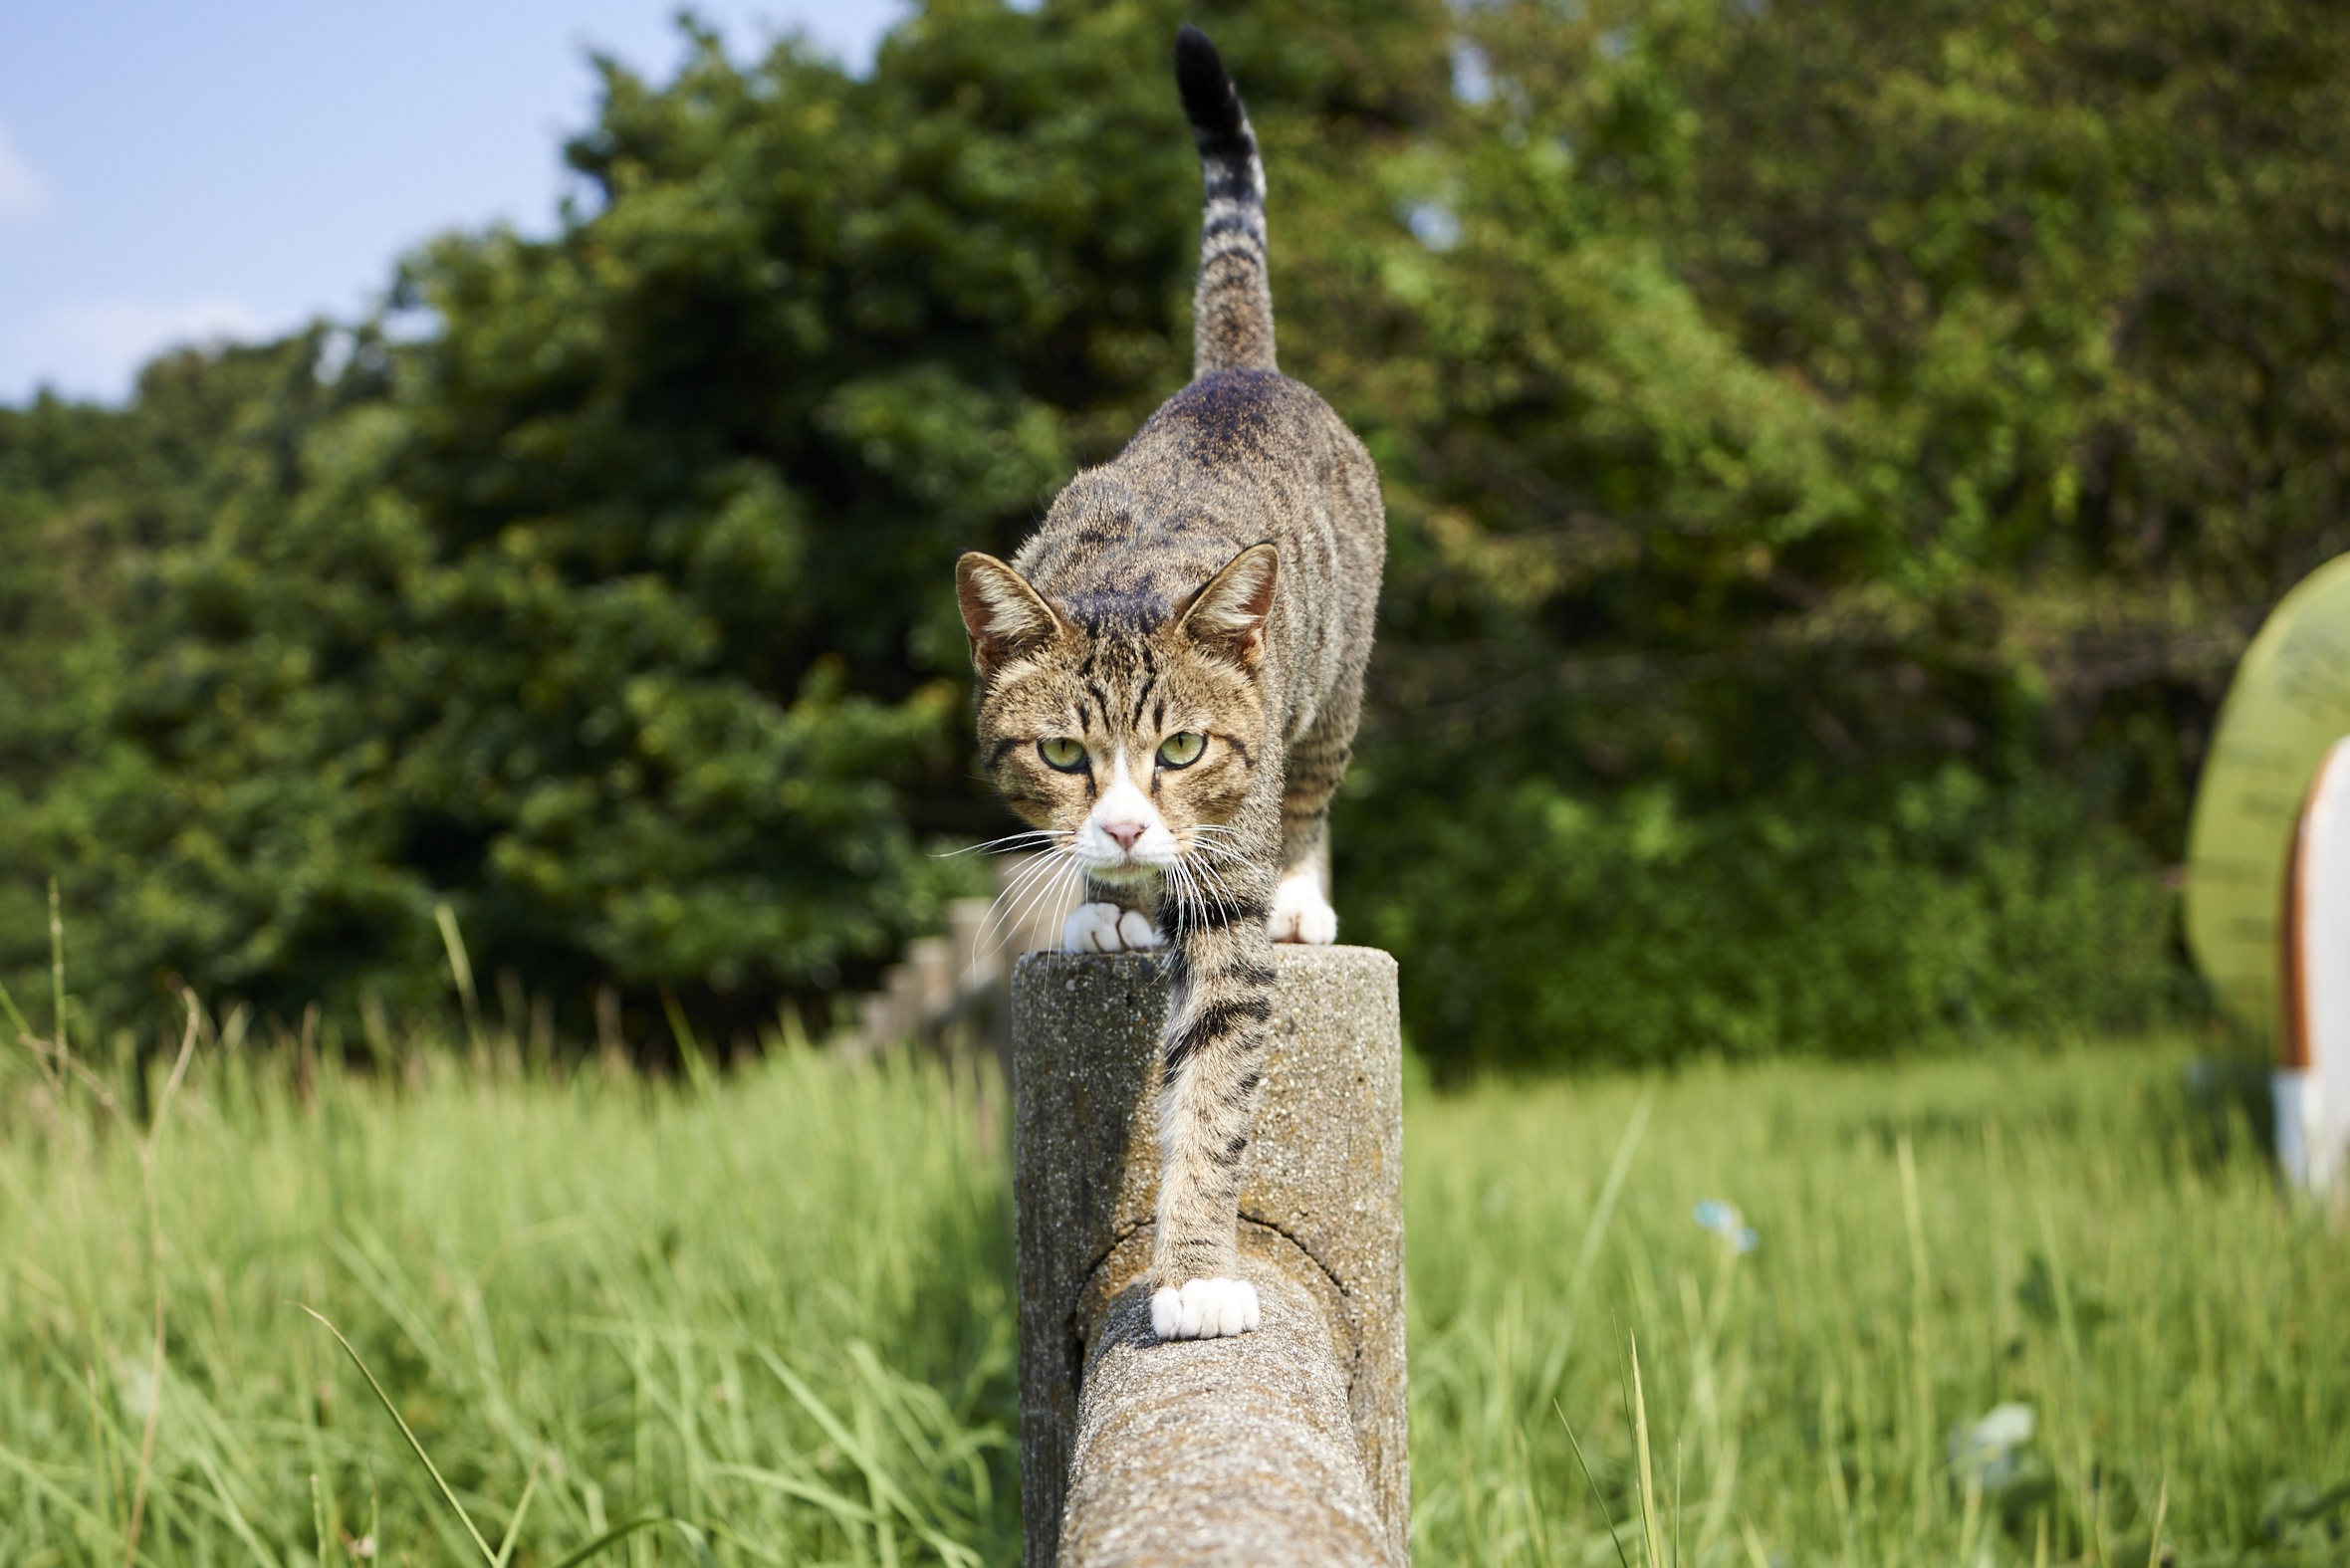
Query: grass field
1,1012,2344,1567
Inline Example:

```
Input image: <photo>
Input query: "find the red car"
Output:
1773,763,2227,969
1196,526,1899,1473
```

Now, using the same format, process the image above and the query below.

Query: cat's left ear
1178,543,1279,667
957,553,1067,676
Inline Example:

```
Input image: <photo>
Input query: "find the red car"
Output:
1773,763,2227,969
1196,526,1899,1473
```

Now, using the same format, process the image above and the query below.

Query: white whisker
1008,845,1077,926
1003,865,1072,956
978,846,1072,956
994,846,1083,958
1169,857,1205,928
934,828,1066,859
995,862,1071,959
1185,851,1247,922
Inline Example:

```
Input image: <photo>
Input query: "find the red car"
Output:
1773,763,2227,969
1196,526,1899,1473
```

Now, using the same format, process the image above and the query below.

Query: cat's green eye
1157,732,1207,769
1038,737,1088,772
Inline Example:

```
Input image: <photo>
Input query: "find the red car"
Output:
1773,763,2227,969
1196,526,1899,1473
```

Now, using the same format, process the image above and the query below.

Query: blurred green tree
5,0,2345,1067
1300,0,2344,1068
0,0,1449,1045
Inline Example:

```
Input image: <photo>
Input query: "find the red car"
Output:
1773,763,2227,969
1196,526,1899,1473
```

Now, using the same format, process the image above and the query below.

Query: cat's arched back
956,24,1383,1340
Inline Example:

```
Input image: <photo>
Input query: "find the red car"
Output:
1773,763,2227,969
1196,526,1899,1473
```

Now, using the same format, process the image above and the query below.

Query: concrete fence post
1012,945,1407,1567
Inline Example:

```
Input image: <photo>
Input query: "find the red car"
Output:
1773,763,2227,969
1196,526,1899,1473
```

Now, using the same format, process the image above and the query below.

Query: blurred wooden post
846,854,1082,1062
1012,947,1407,1567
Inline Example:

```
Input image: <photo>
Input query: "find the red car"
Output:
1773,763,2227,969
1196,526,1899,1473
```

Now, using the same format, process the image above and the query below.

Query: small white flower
1949,1402,2035,1490
115,1356,156,1421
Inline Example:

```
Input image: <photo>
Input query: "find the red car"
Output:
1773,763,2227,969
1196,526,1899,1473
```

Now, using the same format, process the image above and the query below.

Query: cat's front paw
1268,872,1337,945
1150,1277,1261,1340
1062,901,1163,954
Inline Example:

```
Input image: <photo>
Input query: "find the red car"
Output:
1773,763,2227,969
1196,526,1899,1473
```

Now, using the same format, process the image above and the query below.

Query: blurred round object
2185,553,2350,1031
2277,737,2350,1194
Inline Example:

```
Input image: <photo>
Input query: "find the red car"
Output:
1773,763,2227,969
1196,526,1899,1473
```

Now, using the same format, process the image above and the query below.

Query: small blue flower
1693,1200,1760,1253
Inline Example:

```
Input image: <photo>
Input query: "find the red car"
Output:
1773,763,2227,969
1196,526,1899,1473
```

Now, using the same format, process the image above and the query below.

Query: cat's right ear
957,553,1065,676
1177,542,1278,667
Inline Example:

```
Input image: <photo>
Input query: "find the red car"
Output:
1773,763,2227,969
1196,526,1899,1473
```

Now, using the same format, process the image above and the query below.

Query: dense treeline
4,0,2343,1072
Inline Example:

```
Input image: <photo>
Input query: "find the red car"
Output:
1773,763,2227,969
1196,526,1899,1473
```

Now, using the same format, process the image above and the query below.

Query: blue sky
0,2,907,404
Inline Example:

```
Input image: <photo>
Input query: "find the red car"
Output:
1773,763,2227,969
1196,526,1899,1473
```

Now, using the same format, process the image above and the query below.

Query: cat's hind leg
1269,838,1335,945
1269,717,1349,944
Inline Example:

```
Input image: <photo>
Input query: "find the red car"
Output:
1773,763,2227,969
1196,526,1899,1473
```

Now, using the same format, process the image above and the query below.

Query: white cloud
0,117,48,222
14,297,270,401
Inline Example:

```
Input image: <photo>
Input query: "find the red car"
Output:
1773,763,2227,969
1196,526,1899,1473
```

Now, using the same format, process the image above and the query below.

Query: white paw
1061,902,1164,954
1149,1277,1262,1340
1268,872,1337,945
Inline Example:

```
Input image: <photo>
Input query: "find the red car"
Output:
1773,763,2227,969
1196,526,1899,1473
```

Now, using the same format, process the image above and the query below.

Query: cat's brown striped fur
956,24,1383,1339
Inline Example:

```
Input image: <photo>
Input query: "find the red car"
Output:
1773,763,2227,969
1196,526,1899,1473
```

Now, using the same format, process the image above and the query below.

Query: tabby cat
956,25,1384,1340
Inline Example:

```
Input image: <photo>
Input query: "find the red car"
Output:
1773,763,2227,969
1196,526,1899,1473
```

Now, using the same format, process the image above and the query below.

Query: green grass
1406,1047,2346,1566
1,1015,2343,1566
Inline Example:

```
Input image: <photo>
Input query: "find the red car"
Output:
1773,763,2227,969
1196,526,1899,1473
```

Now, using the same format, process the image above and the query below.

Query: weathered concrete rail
1012,946,1406,1567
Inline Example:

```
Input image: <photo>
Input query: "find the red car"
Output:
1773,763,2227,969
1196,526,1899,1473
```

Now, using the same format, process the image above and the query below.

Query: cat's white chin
1268,871,1337,944
1073,856,1164,885
1062,901,1163,953
1150,1276,1261,1339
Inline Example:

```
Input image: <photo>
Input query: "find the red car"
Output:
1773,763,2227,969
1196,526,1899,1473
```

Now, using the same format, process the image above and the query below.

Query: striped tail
1174,25,1276,375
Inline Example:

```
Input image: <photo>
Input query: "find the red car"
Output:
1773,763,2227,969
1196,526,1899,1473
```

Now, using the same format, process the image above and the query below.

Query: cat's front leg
1061,902,1163,953
1148,904,1275,1339
1061,876,1164,953
1151,1273,1262,1339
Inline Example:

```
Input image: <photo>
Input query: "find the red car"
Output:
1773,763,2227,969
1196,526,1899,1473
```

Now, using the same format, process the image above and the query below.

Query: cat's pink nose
1103,821,1144,851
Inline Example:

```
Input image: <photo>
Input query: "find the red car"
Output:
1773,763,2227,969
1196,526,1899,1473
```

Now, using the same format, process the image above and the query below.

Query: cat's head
956,543,1277,887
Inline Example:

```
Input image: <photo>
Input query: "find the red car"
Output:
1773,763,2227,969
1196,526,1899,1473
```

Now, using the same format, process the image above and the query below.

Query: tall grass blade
122,992,201,1568
1535,1086,1654,1400
660,986,715,1096
49,876,68,1066
299,1305,498,1566
541,1517,707,1568
1897,1133,1935,1540
435,902,482,1046
1628,1334,1666,1568
189,1444,280,1568
712,1462,885,1527
1673,1439,1684,1568
756,1348,984,1568
1553,1400,1635,1568
492,1459,540,1568
0,975,32,1048
0,1439,129,1547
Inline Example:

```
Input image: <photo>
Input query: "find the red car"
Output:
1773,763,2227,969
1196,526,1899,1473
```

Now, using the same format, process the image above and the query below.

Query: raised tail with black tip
1174,24,1276,376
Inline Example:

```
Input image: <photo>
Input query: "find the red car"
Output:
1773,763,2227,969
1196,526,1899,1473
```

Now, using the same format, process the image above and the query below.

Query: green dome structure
2185,554,2350,1030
